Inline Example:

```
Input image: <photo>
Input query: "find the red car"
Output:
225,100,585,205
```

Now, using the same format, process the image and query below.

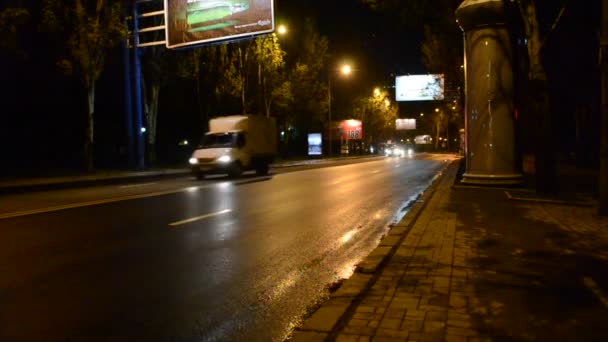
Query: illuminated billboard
396,119,416,130
395,74,445,101
340,120,363,140
308,133,322,156
165,0,275,49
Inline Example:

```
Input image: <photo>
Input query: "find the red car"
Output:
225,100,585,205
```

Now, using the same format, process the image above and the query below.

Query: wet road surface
0,154,454,341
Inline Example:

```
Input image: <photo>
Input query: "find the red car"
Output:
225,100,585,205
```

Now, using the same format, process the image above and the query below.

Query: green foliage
352,89,398,143
255,34,291,117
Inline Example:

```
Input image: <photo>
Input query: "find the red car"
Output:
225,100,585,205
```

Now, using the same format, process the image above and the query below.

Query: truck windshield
201,133,236,148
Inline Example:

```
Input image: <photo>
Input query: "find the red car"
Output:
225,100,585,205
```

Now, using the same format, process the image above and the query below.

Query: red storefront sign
324,120,363,140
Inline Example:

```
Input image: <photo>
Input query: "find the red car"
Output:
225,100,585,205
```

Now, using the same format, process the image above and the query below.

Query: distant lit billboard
165,0,275,49
340,120,363,140
395,74,444,101
308,133,322,156
396,119,416,130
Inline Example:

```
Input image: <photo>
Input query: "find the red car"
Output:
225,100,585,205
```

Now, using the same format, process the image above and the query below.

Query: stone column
456,0,523,185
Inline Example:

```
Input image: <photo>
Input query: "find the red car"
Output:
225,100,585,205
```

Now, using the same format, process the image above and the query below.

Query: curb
289,160,459,342
0,156,383,194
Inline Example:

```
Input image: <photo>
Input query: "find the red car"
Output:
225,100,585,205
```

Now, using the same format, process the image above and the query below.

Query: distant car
384,143,414,158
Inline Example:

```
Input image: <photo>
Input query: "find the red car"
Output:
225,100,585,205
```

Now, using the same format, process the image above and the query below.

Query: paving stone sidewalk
291,161,608,342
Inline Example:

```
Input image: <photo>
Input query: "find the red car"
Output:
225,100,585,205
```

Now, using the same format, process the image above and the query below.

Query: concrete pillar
456,0,523,185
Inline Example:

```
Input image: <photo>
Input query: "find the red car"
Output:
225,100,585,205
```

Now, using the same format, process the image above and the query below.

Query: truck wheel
255,163,269,176
228,162,243,178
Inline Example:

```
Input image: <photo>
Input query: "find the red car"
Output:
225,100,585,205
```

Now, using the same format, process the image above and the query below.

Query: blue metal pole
123,3,134,169
132,1,145,170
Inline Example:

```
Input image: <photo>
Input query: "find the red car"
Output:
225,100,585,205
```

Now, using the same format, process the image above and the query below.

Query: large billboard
165,0,275,49
395,74,445,101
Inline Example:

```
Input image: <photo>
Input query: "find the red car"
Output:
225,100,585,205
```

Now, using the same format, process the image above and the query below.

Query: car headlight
217,155,231,163
395,148,404,156
189,158,199,165
407,148,414,155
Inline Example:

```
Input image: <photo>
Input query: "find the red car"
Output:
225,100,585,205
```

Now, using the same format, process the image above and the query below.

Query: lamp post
327,63,352,157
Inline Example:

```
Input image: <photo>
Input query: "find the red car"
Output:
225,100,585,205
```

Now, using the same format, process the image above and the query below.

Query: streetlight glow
277,25,287,35
374,88,381,97
341,64,352,75
435,108,440,113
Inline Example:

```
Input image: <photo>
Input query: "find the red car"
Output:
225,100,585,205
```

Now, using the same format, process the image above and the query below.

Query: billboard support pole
133,1,145,170
124,3,135,169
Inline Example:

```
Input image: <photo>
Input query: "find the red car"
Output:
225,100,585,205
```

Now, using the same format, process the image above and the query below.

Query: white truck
189,115,277,179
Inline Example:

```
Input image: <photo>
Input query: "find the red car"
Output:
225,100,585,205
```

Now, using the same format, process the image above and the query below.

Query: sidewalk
292,161,608,342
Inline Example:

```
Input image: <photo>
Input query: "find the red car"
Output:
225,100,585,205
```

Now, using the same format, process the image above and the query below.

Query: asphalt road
0,154,455,341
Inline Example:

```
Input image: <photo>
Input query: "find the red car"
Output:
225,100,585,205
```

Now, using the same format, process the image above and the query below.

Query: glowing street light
277,25,287,35
435,108,440,113
341,64,352,75
420,113,424,117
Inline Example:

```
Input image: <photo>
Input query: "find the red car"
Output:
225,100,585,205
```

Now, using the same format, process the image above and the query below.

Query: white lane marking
582,277,608,309
169,209,232,227
119,182,157,189
0,178,259,220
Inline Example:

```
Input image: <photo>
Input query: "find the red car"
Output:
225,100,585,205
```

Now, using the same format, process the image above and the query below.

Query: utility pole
600,0,608,215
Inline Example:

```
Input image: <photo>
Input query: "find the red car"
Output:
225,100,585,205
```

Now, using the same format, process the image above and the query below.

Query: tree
140,44,167,166
41,0,125,171
288,19,329,127
353,89,398,145
253,34,291,117
0,1,30,57
137,2,169,166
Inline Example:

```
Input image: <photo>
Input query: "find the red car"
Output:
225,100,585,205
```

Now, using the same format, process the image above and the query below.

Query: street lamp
277,24,287,35
341,64,352,75
327,63,353,157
